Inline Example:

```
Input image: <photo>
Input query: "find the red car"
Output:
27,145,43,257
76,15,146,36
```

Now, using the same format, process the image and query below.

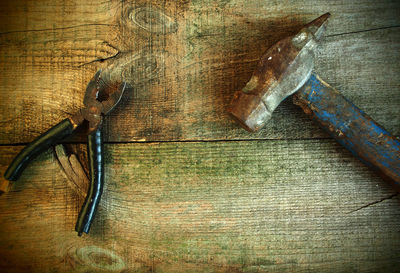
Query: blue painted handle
293,73,400,190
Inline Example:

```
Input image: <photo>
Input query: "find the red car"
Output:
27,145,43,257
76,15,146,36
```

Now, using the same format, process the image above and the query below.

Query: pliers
3,70,127,236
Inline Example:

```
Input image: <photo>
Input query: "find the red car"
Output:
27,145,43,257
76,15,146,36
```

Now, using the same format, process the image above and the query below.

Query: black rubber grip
75,128,104,236
4,118,74,181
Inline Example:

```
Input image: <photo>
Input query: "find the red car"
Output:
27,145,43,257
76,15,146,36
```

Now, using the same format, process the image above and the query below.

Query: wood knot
122,5,178,34
71,246,126,271
104,50,166,87
121,51,162,82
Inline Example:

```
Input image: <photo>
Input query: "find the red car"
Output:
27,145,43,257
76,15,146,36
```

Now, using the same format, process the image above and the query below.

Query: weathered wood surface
0,0,399,143
1,141,400,272
1,0,400,272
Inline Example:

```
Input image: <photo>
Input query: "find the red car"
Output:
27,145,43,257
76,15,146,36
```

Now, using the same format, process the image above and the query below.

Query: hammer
228,13,400,190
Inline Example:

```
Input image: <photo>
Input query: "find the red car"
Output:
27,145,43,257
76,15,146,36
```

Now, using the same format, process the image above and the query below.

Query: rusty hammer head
228,13,330,132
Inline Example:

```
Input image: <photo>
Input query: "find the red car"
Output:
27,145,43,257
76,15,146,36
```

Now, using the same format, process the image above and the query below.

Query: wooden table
1,0,399,272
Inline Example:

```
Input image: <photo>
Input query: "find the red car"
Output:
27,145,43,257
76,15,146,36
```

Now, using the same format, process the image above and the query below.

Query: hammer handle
293,73,400,190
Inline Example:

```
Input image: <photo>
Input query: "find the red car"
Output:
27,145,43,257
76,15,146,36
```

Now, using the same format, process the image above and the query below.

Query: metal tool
228,13,400,190
3,70,127,235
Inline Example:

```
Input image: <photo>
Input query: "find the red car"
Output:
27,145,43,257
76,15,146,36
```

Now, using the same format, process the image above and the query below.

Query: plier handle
4,70,127,236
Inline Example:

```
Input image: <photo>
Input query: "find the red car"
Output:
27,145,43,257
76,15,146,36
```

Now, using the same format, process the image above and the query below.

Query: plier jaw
72,70,127,133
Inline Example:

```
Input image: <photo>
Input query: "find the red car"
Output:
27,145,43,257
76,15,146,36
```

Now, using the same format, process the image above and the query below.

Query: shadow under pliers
3,70,127,236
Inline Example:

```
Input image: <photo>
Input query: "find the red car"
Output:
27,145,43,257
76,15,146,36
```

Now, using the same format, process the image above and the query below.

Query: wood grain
1,0,400,272
0,0,399,143
0,141,399,272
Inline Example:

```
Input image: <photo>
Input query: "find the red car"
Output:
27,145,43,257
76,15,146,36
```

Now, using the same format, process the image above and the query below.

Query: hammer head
228,13,330,132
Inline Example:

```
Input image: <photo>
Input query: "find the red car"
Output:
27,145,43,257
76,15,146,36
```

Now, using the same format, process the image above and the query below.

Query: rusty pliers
4,70,127,236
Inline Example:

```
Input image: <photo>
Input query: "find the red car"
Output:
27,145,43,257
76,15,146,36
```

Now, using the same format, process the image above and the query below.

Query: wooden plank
0,0,116,32
1,0,399,34
0,0,399,143
0,141,399,272
1,1,399,272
